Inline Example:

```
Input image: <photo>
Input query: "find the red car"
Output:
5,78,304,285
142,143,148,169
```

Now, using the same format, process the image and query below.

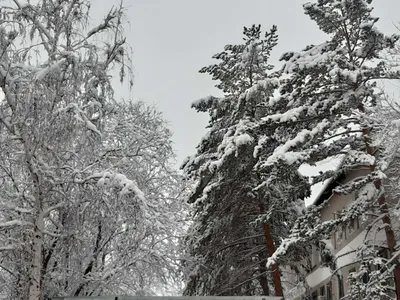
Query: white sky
91,0,399,165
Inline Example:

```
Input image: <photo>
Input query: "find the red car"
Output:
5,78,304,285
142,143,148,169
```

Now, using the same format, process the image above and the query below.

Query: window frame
338,275,345,298
327,282,333,300
320,285,325,297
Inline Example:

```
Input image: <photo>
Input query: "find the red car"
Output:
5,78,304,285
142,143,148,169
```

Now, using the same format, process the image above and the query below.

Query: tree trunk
258,272,270,295
258,252,270,295
263,223,284,297
259,203,283,297
29,212,44,300
375,183,400,299
359,104,400,298
24,135,45,300
74,222,102,296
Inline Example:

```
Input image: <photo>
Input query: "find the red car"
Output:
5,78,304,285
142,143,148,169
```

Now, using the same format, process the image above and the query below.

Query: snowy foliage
185,0,400,299
0,2,184,299
257,1,400,299
183,24,309,296
199,24,278,96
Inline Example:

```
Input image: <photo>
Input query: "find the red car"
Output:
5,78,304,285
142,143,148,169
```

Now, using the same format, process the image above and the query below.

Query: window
347,217,359,236
348,218,355,235
349,267,356,286
357,264,370,284
338,275,345,298
377,249,395,289
311,290,318,300
379,248,389,260
320,285,325,296
311,245,320,269
333,211,346,248
327,282,333,300
362,270,370,283
362,273,370,283
336,225,345,245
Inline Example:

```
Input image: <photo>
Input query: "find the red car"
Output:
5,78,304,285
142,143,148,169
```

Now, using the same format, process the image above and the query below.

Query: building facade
293,166,393,300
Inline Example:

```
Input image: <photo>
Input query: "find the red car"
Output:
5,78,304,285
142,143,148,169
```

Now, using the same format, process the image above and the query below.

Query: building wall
299,167,389,300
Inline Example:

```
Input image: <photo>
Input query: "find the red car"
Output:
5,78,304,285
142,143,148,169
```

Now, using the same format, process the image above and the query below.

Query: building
293,164,394,300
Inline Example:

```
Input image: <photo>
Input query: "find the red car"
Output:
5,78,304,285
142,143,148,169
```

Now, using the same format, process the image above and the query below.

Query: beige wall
301,167,374,300
320,168,370,251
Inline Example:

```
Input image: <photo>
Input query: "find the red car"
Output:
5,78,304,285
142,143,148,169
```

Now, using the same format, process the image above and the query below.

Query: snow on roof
300,155,345,206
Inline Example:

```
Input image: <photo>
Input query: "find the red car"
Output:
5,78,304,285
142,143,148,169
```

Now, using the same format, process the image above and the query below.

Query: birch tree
0,1,184,299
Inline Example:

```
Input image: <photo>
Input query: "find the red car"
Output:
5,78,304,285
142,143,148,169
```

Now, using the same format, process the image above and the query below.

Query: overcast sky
93,0,399,165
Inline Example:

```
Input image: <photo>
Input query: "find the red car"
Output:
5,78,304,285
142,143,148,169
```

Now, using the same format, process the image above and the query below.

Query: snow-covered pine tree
256,0,400,298
199,24,277,96
0,1,183,299
182,24,310,296
347,90,400,299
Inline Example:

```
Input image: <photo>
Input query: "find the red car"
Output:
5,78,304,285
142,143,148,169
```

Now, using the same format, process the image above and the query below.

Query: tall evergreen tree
182,24,310,296
199,24,277,96
255,1,400,298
